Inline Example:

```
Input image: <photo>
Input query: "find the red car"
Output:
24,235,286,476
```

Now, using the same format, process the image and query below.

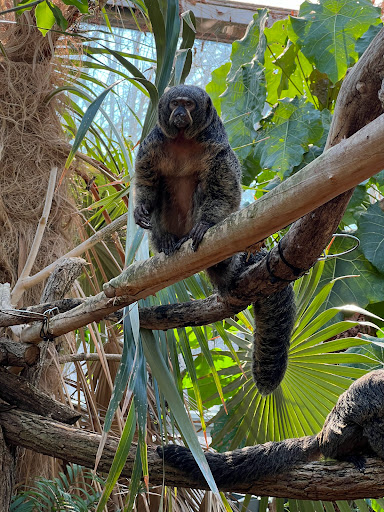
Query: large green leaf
213,10,268,161
35,0,55,36
289,0,381,84
228,9,268,81
255,97,323,176
356,201,384,273
264,20,313,106
320,237,384,310
206,63,231,117
221,60,266,160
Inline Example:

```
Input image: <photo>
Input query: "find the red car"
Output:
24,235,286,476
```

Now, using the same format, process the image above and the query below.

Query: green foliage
254,96,323,177
289,0,380,84
11,465,102,512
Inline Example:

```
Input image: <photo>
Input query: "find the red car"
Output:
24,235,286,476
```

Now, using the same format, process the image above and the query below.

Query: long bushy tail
252,284,296,396
158,436,319,486
207,249,296,396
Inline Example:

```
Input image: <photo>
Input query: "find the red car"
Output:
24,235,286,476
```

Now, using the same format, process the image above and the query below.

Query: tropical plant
10,464,102,512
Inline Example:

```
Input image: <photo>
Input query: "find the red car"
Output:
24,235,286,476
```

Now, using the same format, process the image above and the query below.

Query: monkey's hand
134,203,152,230
175,221,214,251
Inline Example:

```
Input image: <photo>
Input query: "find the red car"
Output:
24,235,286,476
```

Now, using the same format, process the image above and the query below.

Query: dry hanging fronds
0,10,76,306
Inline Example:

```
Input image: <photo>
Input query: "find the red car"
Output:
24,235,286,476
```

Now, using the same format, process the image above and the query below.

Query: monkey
157,370,384,486
134,84,295,395
134,84,242,257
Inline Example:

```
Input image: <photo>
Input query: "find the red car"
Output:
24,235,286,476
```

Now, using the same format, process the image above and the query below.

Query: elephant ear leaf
289,0,381,83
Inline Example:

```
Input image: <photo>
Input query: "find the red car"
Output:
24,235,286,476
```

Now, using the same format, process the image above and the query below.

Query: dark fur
134,85,295,395
158,370,384,484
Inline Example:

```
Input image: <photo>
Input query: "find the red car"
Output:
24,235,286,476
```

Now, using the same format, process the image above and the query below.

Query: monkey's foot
157,233,179,255
339,455,366,472
134,203,152,229
175,221,214,251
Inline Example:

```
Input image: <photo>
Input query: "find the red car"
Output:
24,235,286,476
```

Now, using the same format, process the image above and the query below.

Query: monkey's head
158,85,217,139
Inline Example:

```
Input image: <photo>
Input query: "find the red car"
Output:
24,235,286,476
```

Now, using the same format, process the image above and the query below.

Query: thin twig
11,167,58,305
11,212,127,302
59,353,122,363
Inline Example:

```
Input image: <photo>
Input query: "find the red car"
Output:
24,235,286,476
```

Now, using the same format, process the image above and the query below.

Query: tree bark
0,427,15,511
1,407,384,500
0,338,39,366
0,367,81,425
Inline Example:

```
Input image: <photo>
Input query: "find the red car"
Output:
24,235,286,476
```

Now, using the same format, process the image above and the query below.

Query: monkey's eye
185,100,194,108
170,100,179,109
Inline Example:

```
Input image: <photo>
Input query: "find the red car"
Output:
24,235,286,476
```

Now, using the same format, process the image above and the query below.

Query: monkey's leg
364,416,384,459
150,231,179,256
206,256,238,295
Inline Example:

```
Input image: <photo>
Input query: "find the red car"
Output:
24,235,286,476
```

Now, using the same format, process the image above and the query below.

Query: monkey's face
158,85,217,139
169,97,195,130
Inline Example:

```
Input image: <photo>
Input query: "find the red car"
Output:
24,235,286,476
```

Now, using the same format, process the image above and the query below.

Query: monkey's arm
134,128,163,229
178,148,242,250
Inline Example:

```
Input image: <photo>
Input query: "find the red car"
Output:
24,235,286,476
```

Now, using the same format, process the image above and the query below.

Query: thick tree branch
0,368,80,425
102,112,384,299
0,407,383,500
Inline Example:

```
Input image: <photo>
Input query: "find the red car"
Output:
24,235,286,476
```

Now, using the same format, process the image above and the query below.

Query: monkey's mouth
173,116,191,129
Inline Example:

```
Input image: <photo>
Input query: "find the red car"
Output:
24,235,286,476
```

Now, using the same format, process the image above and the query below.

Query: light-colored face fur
158,85,216,139
168,97,195,130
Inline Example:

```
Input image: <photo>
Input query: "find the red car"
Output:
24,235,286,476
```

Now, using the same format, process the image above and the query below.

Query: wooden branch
138,295,240,330
59,353,122,363
104,112,384,299
0,368,81,425
0,338,39,366
12,167,58,305
40,257,87,303
0,298,84,328
1,407,384,500
0,427,15,512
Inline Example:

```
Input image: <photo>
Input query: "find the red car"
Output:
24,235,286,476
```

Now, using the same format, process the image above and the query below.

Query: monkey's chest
161,176,201,237
157,139,208,236
159,139,208,178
